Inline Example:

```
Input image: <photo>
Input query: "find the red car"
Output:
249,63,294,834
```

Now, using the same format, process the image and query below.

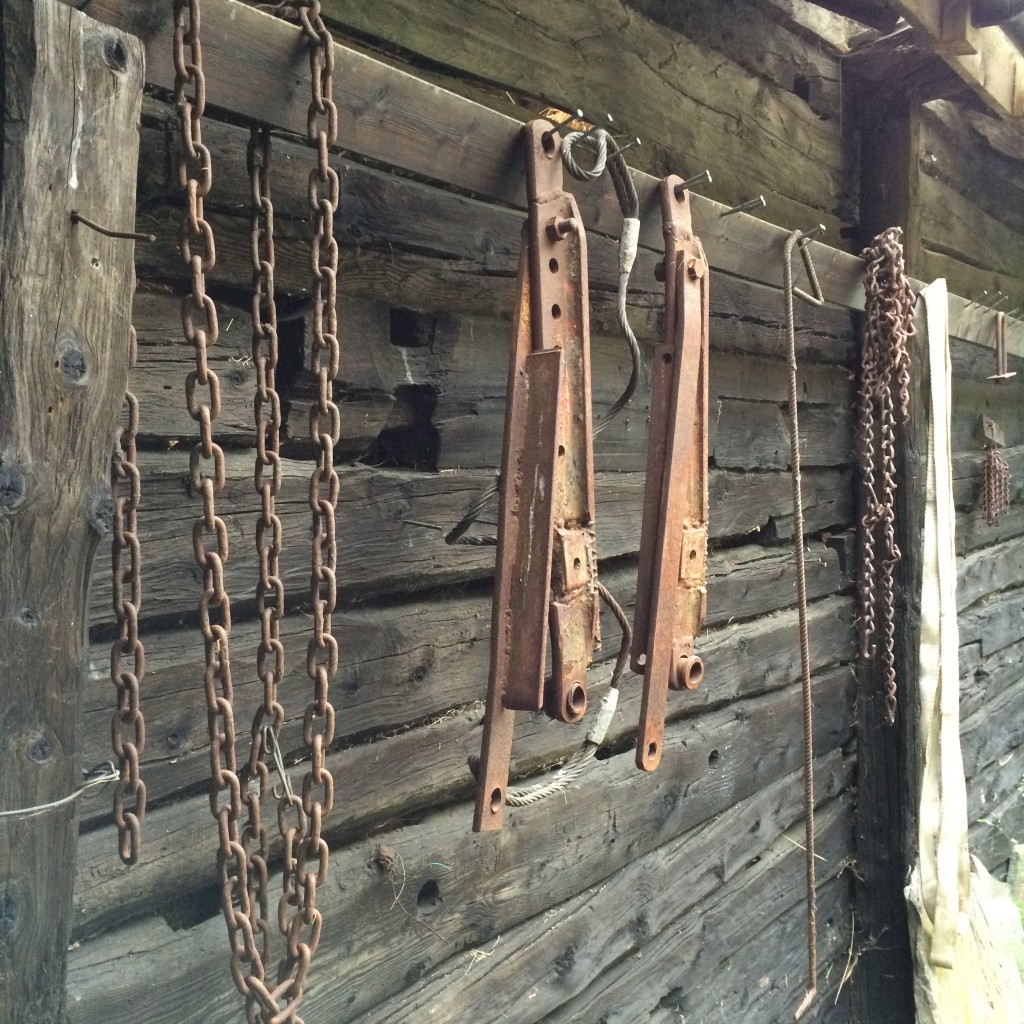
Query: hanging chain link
982,447,1011,525
858,227,914,725
273,0,339,1011
173,4,281,1022
111,281,146,866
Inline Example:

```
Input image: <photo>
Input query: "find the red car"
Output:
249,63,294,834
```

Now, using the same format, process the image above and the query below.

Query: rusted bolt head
687,258,707,280
672,654,704,691
547,217,577,242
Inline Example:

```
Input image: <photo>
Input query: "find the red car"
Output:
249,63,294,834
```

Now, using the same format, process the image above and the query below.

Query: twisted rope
783,228,825,1020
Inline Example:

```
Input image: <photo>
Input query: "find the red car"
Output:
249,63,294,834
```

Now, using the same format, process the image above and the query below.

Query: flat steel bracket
632,175,710,773
473,120,599,831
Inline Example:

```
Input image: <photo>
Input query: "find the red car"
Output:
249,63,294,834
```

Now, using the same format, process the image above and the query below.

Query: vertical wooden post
849,96,922,1023
0,2,143,1021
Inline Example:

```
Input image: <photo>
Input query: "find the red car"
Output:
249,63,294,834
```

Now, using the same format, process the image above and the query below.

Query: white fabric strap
916,279,970,968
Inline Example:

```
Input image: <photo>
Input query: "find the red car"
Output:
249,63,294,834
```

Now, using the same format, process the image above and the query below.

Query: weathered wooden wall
50,2,1022,1023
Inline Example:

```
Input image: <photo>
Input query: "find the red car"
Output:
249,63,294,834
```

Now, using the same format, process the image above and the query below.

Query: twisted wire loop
783,230,826,1019
268,2,341,1016
857,228,915,725
560,128,641,431
982,447,1011,525
111,280,146,865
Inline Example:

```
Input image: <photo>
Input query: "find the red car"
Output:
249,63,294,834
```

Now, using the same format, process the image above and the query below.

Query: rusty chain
173,4,279,1021
272,0,340,1012
982,447,1011,525
237,123,285,1021
111,283,146,866
858,228,914,725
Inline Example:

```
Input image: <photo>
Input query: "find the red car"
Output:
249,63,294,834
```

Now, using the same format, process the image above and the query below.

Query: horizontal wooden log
960,668,1024,782
66,0,1024,358
67,666,855,1024
132,101,857,349
623,0,844,121
920,174,1024,287
355,790,854,1023
641,874,855,1024
920,101,1024,241
301,0,851,228
969,762,1024,873
74,595,856,934
956,533,1024,612
78,543,850,826
85,452,854,629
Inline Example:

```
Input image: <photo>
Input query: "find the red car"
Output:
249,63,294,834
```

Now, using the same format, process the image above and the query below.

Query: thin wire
561,128,642,432
783,229,822,1020
0,763,120,820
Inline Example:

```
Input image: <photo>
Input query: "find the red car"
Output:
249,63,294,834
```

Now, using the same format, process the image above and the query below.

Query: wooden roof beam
889,0,1024,117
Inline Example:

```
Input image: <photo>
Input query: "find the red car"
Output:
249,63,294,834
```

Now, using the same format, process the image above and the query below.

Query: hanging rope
858,228,915,725
561,128,642,432
783,228,826,1021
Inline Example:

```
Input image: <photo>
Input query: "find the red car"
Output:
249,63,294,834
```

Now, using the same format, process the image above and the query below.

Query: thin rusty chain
273,0,339,1010
982,447,1011,525
858,228,914,725
111,283,146,866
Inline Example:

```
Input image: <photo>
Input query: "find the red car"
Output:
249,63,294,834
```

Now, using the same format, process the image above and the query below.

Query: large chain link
111,284,146,865
173,4,276,1021
858,228,914,725
274,3,339,1005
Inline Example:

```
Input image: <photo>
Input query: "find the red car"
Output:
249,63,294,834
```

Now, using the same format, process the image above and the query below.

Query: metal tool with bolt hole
473,119,600,831
631,174,710,772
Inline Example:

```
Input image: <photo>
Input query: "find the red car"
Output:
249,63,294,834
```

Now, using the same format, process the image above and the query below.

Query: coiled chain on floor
111,280,146,865
857,228,914,725
982,447,1011,526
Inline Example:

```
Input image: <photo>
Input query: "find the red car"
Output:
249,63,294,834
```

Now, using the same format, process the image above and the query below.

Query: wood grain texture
72,601,856,937
354,789,856,1024
0,2,143,1021
75,548,850,833
66,671,856,1023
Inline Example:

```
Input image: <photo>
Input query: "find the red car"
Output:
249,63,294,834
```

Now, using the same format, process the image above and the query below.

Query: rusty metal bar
632,174,710,773
474,120,598,831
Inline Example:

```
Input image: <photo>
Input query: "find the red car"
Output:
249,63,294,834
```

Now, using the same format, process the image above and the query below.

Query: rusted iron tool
473,120,600,831
632,175,710,773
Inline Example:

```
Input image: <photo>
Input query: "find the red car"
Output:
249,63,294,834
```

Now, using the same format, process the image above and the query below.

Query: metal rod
69,209,155,242
720,194,766,218
798,223,827,244
674,169,712,197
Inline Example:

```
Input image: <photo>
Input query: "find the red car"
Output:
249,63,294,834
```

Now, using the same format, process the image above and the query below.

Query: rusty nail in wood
70,210,155,243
